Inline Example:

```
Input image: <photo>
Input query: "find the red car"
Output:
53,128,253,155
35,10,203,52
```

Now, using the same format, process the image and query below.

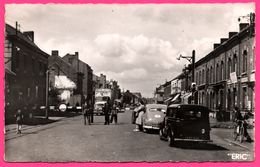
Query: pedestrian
110,103,118,124
104,103,110,125
133,102,145,132
82,102,91,125
15,108,24,134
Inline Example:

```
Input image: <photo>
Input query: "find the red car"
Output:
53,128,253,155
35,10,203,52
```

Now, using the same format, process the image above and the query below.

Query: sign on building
230,72,237,83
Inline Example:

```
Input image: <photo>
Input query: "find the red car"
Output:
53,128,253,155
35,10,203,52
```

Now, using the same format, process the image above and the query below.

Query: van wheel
168,129,175,147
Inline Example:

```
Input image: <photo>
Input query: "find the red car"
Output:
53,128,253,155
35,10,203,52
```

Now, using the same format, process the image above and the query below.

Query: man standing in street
110,103,118,124
82,102,91,125
104,102,110,125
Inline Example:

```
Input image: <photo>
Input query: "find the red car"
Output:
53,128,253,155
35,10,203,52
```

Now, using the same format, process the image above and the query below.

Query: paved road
5,110,254,162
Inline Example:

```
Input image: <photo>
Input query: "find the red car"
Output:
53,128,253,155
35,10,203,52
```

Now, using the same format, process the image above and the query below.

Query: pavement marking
224,138,250,150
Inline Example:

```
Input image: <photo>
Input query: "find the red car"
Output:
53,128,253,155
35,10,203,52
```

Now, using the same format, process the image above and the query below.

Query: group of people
82,101,119,125
103,102,119,125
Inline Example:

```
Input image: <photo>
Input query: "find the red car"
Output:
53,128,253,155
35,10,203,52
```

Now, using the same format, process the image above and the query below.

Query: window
210,67,213,83
233,54,237,73
35,86,38,98
216,64,219,82
242,87,248,109
243,50,248,73
221,61,224,80
202,69,205,84
227,58,232,79
32,58,35,73
16,52,20,69
23,54,27,71
68,58,73,64
196,72,199,85
207,68,210,84
27,88,31,97
199,71,201,85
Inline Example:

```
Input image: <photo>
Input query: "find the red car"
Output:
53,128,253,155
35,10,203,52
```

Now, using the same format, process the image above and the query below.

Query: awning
164,97,173,102
183,92,192,99
171,93,180,102
5,68,16,76
55,75,76,89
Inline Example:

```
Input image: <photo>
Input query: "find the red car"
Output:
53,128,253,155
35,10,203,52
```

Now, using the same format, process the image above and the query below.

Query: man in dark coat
104,103,110,125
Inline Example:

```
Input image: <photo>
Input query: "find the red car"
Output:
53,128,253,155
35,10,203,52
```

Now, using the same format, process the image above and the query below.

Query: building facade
193,22,255,120
5,24,49,120
62,52,93,104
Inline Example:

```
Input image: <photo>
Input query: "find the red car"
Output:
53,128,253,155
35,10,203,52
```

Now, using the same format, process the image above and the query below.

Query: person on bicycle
234,107,252,142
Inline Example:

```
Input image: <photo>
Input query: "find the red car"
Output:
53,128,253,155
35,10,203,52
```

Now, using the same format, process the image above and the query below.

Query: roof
5,68,16,76
168,104,210,111
146,104,167,109
5,24,49,58
195,23,254,67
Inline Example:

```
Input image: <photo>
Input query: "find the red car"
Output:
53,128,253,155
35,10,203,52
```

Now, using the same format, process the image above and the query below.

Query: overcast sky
5,3,255,97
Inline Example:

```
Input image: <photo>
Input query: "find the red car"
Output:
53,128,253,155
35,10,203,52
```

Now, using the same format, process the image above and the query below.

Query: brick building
193,22,255,120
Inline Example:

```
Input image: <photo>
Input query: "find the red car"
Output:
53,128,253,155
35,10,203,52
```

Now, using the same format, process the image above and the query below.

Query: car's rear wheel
168,129,175,147
159,129,165,141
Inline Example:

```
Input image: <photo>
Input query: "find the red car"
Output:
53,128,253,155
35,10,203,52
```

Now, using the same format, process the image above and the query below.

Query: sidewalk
210,117,255,151
5,115,82,141
5,116,64,133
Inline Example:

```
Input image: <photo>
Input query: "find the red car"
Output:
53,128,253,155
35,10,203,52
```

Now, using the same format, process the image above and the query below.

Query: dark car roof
168,104,210,112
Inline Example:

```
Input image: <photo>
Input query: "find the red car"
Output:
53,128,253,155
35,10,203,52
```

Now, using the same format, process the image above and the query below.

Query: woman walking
15,109,24,134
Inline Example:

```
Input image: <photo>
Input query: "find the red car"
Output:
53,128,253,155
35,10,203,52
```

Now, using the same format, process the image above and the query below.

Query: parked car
141,104,167,132
159,104,212,146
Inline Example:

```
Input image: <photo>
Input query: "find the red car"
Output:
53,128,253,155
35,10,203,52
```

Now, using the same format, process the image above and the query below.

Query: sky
5,3,255,97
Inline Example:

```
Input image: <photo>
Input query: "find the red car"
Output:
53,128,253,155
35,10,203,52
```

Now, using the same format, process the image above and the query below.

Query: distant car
94,101,106,115
159,104,212,146
141,104,167,132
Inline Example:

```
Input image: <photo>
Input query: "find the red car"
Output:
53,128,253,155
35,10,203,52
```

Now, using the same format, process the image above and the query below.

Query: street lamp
177,50,195,82
45,67,55,119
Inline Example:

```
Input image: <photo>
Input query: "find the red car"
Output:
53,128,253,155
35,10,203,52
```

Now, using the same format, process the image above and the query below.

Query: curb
224,138,251,150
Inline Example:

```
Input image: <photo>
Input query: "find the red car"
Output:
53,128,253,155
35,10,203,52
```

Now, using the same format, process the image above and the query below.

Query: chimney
23,31,34,42
51,50,59,56
220,38,228,44
229,32,238,38
239,23,249,31
75,52,79,59
214,43,221,49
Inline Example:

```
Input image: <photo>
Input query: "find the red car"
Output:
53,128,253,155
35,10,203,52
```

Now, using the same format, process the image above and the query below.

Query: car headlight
154,114,161,118
201,129,205,134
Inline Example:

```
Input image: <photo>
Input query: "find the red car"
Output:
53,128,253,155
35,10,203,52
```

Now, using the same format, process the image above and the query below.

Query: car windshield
149,108,166,113
177,110,204,119
95,104,104,108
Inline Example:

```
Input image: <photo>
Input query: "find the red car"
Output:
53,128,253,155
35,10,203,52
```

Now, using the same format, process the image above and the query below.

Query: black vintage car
159,104,212,146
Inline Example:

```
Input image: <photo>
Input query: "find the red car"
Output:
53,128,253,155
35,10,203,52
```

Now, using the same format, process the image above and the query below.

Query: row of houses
4,23,121,121
154,16,255,120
